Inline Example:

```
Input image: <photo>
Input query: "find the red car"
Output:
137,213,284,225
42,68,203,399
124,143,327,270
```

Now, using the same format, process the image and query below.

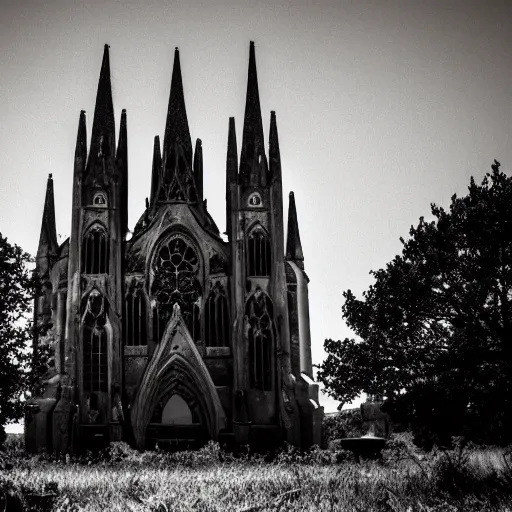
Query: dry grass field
2,434,512,511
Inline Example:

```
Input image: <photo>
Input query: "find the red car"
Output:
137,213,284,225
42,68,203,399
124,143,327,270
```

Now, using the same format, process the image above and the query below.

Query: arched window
204,282,230,347
82,291,108,393
124,286,147,346
81,225,109,274
245,289,274,391
152,234,201,342
246,226,271,277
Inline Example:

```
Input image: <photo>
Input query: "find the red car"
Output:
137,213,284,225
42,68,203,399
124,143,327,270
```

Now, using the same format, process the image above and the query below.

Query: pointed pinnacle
75,110,87,166
227,117,238,183
163,47,192,165
286,191,304,264
194,138,203,203
150,135,162,206
116,109,128,234
116,109,127,161
240,41,267,187
87,44,116,172
37,174,59,272
269,111,281,180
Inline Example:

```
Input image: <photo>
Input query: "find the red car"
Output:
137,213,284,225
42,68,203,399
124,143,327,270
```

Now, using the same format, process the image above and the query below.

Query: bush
321,409,365,448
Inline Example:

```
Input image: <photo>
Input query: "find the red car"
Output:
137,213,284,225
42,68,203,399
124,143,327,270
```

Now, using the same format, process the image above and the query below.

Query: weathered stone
26,42,323,454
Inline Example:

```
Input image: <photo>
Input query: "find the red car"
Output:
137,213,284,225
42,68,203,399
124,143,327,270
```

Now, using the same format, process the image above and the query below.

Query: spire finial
286,191,304,266
239,41,267,187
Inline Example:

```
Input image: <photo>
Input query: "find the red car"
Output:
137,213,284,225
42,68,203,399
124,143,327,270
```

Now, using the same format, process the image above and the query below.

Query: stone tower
25,42,323,454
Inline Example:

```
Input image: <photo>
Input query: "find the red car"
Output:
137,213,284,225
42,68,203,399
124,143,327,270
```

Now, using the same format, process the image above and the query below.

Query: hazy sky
1,0,512,414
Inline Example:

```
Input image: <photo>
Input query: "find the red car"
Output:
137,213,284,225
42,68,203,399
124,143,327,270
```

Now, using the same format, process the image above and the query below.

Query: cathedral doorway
145,393,208,451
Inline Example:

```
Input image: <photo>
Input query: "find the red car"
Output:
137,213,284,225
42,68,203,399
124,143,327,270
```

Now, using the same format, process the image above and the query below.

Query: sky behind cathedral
1,0,512,414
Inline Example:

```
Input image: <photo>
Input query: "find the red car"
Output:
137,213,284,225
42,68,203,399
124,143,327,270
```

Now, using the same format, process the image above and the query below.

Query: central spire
163,47,192,165
86,44,115,174
158,47,198,204
239,41,268,187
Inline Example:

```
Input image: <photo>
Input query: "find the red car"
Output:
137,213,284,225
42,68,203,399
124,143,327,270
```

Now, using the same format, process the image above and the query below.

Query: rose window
152,235,201,341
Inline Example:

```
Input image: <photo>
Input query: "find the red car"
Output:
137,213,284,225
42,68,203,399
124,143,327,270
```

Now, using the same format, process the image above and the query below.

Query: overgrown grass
2,434,512,511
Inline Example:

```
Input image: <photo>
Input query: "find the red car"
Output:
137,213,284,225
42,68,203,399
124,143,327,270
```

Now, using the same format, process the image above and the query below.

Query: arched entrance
145,391,209,451
162,395,192,424
131,304,226,451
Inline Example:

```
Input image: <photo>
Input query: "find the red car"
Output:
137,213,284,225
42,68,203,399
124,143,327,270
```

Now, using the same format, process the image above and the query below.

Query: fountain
339,402,388,460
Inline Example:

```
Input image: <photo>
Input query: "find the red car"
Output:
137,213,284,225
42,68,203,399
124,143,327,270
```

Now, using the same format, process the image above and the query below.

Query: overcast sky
1,0,512,415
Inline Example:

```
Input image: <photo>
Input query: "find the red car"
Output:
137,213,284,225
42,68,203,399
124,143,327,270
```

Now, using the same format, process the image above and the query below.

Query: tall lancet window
124,284,147,346
246,225,271,277
246,289,274,391
81,225,109,274
152,234,202,342
204,282,230,347
82,291,108,394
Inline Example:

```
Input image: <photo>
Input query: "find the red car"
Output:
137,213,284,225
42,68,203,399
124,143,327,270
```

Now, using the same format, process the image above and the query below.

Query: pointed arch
245,288,275,391
131,304,226,450
124,283,148,346
204,281,230,347
246,223,271,277
81,289,111,424
81,223,109,274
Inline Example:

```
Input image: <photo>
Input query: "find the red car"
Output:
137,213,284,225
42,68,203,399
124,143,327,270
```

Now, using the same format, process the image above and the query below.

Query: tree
0,233,33,438
317,161,512,447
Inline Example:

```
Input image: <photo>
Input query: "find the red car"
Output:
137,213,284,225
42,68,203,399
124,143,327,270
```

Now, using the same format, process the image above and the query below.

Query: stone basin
339,436,386,459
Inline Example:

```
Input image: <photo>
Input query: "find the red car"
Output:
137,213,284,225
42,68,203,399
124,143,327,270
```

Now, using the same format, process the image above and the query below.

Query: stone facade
25,42,323,454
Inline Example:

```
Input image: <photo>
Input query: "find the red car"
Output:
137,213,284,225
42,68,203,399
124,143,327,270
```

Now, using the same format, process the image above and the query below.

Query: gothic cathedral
26,42,323,453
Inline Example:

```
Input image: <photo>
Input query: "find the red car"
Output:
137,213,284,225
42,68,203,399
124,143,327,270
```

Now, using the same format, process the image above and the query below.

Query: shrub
321,409,365,448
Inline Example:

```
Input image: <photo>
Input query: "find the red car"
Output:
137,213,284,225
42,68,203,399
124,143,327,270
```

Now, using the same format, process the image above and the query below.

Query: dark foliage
317,161,512,447
0,233,33,432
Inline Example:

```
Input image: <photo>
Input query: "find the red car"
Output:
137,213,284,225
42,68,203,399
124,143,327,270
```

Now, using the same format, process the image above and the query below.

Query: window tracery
151,234,201,341
246,226,271,277
245,289,274,391
204,282,230,347
81,225,109,274
82,291,108,394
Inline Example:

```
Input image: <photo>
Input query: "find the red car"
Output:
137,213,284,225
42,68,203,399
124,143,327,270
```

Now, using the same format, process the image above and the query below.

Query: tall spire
116,109,128,234
36,174,59,277
163,47,192,165
193,139,203,203
269,111,281,181
75,110,87,172
86,44,116,174
158,47,198,203
239,41,267,187
150,135,162,206
285,192,304,267
226,117,238,237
